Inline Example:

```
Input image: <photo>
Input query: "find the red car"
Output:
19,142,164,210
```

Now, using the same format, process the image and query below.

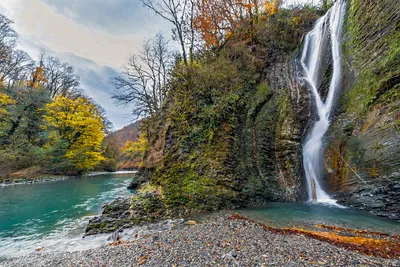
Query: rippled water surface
238,202,400,234
0,172,135,257
2,174,400,258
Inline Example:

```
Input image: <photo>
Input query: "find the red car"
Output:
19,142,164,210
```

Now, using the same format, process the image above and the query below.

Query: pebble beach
1,213,398,267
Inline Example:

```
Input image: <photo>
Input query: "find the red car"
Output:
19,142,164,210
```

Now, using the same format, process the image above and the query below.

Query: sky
0,0,312,129
0,0,170,129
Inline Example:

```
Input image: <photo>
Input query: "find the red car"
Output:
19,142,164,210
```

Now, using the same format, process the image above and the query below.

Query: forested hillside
103,120,142,170
0,14,114,180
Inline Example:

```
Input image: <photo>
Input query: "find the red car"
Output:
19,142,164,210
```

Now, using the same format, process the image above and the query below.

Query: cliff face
233,60,310,204
142,9,320,211
141,0,399,218
323,0,400,220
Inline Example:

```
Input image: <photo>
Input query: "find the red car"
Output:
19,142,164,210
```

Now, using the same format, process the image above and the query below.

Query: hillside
108,120,142,150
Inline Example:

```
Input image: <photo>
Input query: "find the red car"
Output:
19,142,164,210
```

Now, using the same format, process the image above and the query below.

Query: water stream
0,172,135,258
301,0,346,203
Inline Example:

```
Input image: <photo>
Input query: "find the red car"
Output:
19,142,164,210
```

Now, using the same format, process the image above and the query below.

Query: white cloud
1,0,168,68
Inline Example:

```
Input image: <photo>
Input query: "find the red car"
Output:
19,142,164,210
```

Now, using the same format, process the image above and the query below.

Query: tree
194,0,281,47
0,87,15,135
0,14,17,61
112,34,173,118
44,96,105,172
101,135,121,171
41,53,80,98
0,50,34,88
0,85,50,145
141,0,196,65
121,133,149,168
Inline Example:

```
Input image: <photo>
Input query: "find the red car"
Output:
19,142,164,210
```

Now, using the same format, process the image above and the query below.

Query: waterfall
300,0,346,204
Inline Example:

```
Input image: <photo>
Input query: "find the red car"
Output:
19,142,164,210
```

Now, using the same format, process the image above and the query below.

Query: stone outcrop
322,0,400,219
86,189,172,235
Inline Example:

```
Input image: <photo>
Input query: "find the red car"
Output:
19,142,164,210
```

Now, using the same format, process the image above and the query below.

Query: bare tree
41,53,80,98
141,0,196,65
0,50,34,87
0,14,17,62
112,34,173,118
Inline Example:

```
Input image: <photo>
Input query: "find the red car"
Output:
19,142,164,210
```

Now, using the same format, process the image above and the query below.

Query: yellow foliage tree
0,88,15,136
0,91,14,118
263,0,280,16
44,96,105,171
122,134,149,168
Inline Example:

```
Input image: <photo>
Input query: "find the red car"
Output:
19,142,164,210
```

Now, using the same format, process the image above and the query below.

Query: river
0,172,135,258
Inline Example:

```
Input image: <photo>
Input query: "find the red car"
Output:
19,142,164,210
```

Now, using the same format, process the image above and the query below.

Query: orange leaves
194,0,281,47
228,213,400,259
194,0,255,47
138,255,148,265
29,67,47,88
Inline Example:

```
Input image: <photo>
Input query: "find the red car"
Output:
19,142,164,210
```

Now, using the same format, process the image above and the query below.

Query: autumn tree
0,13,113,176
194,0,281,47
141,0,196,65
0,89,14,117
44,96,106,172
112,34,173,118
0,85,50,145
0,50,34,88
0,86,15,136
101,135,121,171
121,133,149,168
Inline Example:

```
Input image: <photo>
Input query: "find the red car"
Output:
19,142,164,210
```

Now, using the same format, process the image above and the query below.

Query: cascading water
301,0,346,204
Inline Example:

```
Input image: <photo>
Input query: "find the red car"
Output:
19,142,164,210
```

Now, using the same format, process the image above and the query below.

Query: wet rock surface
3,213,399,267
85,191,173,236
336,181,400,221
85,197,132,235
319,0,400,220
127,179,139,190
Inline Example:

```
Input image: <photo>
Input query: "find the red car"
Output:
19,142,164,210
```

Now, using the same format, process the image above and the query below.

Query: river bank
0,175,70,187
1,212,399,267
0,170,137,187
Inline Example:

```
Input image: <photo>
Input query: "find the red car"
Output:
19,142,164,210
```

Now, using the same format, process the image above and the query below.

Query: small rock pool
237,202,400,234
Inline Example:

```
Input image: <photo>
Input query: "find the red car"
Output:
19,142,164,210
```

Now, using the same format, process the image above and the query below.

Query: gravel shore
1,213,398,267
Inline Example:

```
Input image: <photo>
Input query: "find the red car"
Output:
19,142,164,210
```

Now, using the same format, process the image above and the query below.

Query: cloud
41,0,166,36
61,52,134,130
0,0,171,68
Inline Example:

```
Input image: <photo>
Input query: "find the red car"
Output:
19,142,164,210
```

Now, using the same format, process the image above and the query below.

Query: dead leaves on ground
228,213,400,259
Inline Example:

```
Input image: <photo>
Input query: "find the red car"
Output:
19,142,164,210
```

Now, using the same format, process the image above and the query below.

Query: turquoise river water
0,172,135,258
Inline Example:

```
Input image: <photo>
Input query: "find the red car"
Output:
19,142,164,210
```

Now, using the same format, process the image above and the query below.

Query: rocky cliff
136,0,399,220
138,8,320,212
323,0,400,220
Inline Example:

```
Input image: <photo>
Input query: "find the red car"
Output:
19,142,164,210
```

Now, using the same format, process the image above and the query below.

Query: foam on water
0,172,135,258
